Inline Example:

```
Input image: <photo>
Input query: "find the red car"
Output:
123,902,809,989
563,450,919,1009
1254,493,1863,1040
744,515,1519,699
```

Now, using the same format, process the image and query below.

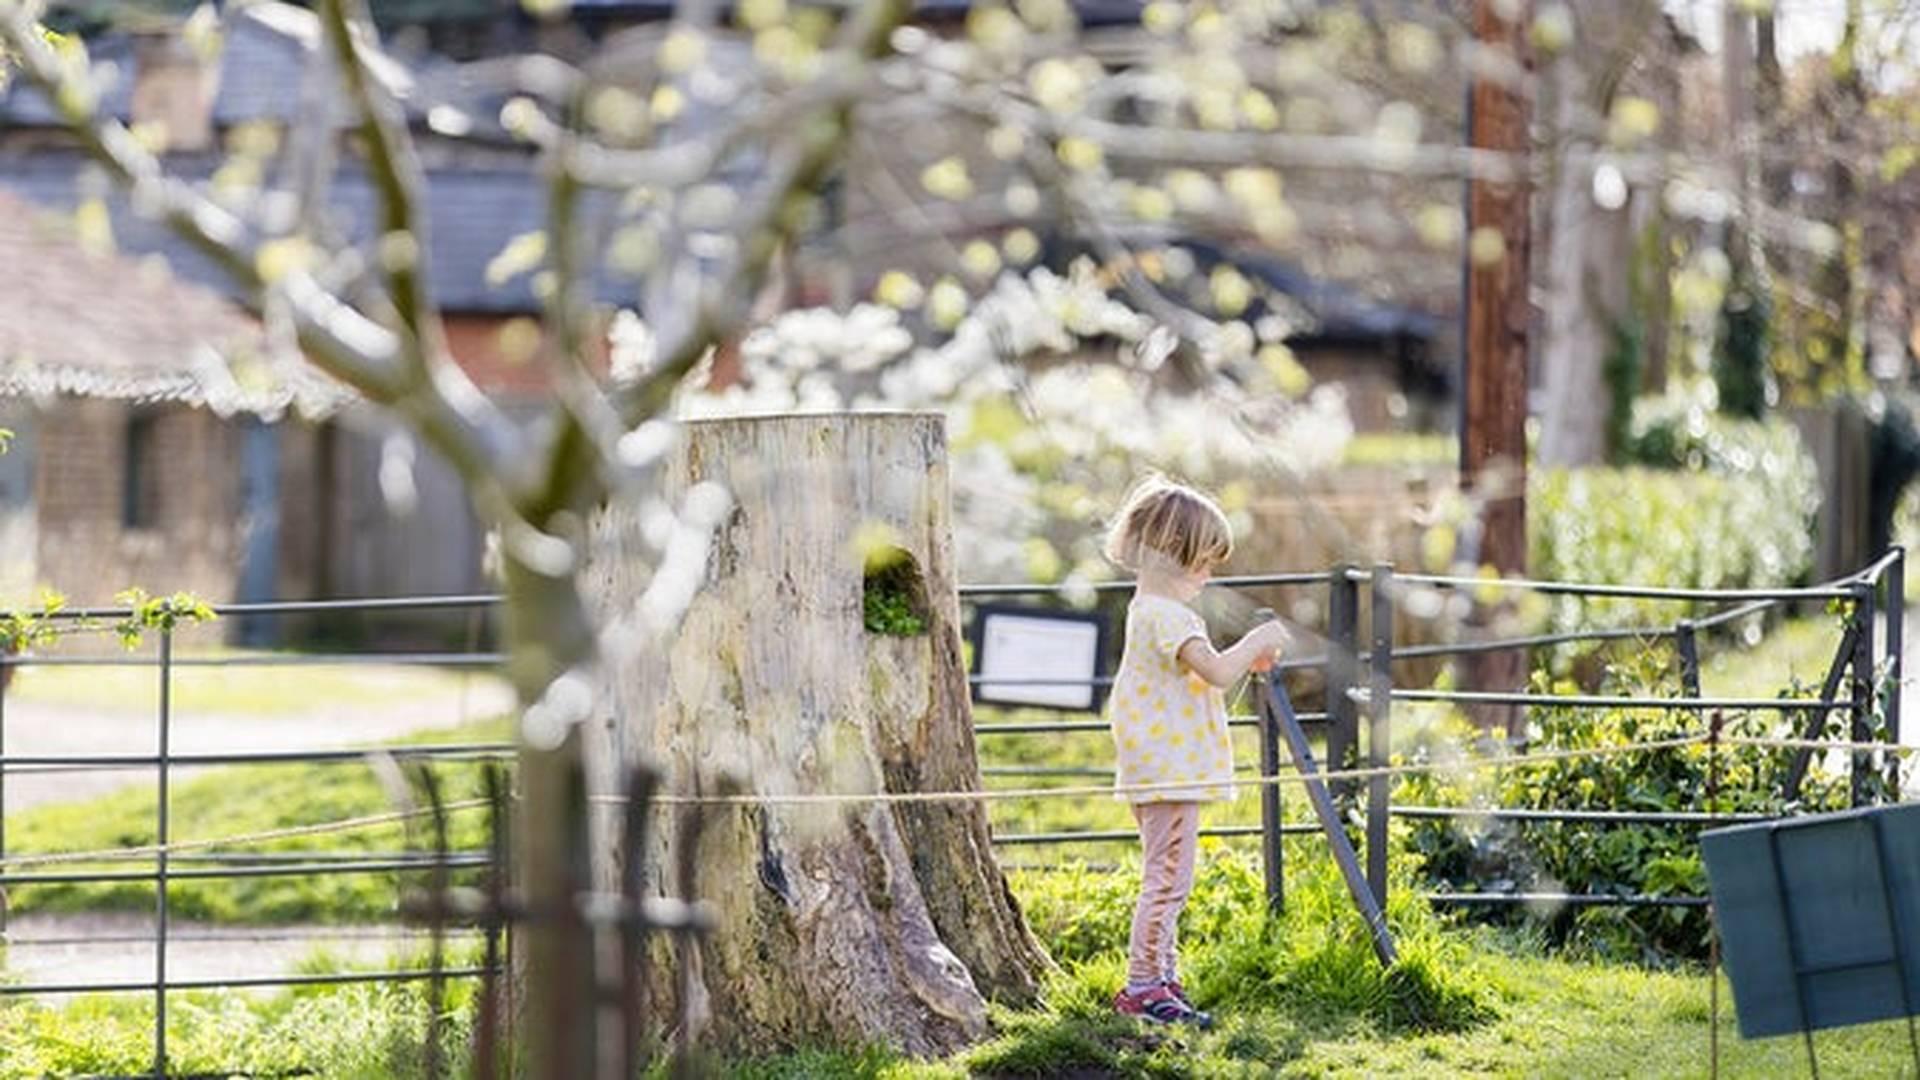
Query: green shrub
1399,645,1862,964
1528,394,1818,636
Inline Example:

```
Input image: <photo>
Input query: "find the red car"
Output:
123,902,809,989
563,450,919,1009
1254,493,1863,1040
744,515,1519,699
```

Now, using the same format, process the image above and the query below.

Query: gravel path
1,912,484,991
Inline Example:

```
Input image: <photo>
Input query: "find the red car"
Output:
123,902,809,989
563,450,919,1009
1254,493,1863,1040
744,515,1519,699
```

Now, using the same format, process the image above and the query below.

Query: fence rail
0,550,1907,1073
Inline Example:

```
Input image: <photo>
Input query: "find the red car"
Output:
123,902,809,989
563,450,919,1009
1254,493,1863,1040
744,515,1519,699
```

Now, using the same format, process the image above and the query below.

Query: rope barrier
0,799,493,872
610,734,1713,808
3,731,1910,871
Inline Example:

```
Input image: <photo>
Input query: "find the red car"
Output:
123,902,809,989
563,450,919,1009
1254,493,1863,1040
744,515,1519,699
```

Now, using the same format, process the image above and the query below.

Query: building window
123,411,162,530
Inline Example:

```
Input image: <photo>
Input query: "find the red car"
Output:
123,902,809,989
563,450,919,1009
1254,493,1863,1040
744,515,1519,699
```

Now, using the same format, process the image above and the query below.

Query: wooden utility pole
1461,0,1533,733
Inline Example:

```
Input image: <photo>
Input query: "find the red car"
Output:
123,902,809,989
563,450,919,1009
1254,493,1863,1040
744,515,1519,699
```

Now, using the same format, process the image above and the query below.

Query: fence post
1367,564,1393,909
1326,565,1360,809
1887,547,1905,796
1257,679,1285,915
0,647,8,946
1676,618,1702,701
1851,580,1876,807
154,626,173,1080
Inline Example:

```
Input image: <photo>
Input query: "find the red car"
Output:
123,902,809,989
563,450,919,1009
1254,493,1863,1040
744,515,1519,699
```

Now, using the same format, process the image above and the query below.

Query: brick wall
34,399,241,610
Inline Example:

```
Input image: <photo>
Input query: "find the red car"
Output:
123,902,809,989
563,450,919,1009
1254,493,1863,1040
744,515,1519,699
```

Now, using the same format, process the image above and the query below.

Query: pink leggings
1128,801,1200,986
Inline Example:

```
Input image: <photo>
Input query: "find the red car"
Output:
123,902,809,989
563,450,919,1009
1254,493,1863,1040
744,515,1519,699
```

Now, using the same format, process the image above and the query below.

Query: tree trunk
584,412,1048,1058
1462,0,1533,735
1538,56,1628,468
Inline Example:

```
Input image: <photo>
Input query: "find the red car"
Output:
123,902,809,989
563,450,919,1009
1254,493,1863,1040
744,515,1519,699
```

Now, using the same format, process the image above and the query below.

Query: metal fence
955,550,1908,915
0,595,510,1077
0,550,1908,1070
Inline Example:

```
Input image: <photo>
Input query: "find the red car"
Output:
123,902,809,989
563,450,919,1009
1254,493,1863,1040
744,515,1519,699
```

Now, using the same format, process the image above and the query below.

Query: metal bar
1676,621,1703,700
0,744,516,770
1390,690,1853,711
957,572,1326,597
1367,564,1393,907
1425,892,1711,907
1388,805,1772,824
154,628,171,1080
990,825,1309,846
1373,624,1678,662
1693,598,1779,631
1326,565,1360,807
0,855,493,887
32,595,502,622
0,967,497,997
1855,548,1908,585
1783,620,1861,801
972,714,1312,736
1252,610,1285,915
0,652,506,669
1853,581,1876,807
1386,573,1852,603
1264,673,1397,966
1887,547,1905,797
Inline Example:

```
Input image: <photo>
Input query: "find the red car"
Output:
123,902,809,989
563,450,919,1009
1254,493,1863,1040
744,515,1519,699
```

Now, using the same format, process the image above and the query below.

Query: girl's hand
1247,620,1290,673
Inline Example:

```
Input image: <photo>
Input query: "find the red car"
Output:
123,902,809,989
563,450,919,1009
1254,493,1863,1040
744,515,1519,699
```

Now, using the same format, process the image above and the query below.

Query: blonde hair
1103,477,1234,574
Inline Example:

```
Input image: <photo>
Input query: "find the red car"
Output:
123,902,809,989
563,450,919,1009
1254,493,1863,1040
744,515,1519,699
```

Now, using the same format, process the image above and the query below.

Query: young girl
1103,477,1289,1027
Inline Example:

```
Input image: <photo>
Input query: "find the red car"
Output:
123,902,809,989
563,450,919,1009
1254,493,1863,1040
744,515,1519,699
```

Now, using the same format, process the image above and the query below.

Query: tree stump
585,412,1049,1057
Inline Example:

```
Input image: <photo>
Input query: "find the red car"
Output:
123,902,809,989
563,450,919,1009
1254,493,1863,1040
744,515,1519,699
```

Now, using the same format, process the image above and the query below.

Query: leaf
485,231,548,288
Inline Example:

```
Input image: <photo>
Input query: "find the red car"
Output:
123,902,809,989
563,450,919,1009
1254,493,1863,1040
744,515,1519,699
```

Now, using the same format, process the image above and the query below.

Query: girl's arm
1177,623,1288,688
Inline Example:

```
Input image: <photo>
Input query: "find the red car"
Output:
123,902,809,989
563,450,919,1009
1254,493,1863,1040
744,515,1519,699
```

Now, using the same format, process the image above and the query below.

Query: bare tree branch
519,0,913,525
317,0,442,360
0,1,407,393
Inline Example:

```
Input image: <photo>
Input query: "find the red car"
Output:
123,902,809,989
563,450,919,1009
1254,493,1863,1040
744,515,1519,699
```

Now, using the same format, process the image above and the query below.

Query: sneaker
1161,979,1213,1027
1113,984,1214,1028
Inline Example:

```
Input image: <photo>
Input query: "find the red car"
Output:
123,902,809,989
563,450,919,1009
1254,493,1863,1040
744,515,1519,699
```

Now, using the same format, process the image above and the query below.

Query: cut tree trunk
583,412,1049,1058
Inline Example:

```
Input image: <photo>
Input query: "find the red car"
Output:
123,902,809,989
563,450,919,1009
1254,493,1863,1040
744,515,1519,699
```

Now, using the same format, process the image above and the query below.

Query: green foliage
1341,433,1453,468
863,577,926,636
1532,402,1817,635
1713,267,1771,419
0,588,218,654
863,549,927,636
110,587,216,648
1400,645,1855,964
1618,391,1811,476
0,591,67,653
1602,318,1644,463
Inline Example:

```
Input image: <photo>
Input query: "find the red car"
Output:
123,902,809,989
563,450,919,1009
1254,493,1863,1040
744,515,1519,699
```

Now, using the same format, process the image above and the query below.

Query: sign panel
1702,802,1920,1039
970,606,1107,712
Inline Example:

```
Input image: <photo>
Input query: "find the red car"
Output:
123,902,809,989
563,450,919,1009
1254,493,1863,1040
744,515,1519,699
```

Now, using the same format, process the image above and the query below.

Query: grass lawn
8,893,1912,1078
5,649,508,715
1,718,509,923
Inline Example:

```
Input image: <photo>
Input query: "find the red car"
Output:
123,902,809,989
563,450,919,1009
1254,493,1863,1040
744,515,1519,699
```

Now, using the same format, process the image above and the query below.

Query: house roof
0,152,628,316
0,190,347,418
0,3,415,131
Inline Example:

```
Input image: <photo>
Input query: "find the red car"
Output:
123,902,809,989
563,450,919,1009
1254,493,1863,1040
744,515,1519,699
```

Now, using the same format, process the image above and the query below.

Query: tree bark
1462,0,1533,735
584,412,1048,1058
